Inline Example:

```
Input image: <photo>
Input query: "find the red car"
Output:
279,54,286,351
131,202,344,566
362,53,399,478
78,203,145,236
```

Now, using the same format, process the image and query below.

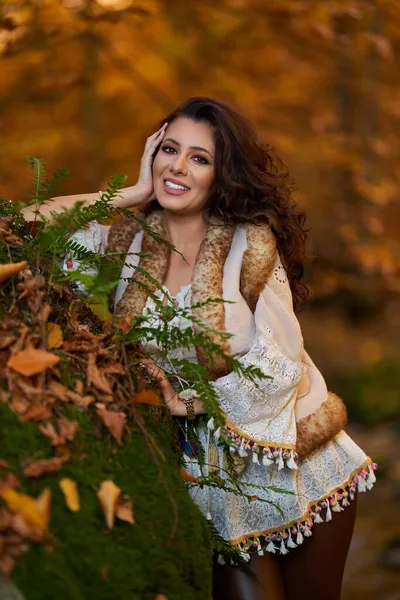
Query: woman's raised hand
135,123,168,202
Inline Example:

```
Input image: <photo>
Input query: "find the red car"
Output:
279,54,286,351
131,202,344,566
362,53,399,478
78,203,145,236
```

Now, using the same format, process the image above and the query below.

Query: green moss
1,403,212,600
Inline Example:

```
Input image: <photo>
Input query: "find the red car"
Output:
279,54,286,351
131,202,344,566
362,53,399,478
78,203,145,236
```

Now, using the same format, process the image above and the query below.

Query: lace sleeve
62,220,110,295
210,257,307,469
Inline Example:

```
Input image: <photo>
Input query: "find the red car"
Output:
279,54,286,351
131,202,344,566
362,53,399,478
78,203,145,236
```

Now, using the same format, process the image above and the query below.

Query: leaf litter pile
0,218,167,581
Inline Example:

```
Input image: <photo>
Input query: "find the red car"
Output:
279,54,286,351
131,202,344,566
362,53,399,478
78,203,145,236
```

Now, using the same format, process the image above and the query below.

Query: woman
25,97,376,600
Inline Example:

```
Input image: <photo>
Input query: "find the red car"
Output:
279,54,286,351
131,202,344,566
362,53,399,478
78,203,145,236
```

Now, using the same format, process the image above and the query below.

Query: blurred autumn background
1,0,400,598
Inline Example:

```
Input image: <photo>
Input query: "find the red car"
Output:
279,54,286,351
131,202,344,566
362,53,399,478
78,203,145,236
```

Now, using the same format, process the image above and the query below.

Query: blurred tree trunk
82,30,104,189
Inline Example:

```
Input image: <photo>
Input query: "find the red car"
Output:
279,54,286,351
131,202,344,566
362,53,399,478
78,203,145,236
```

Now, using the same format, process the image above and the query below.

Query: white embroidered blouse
64,221,376,558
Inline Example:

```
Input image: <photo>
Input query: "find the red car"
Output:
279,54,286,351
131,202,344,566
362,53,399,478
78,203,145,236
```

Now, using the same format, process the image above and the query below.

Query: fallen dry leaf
0,460,8,469
179,467,199,484
23,448,70,478
0,261,28,284
35,488,51,529
57,416,79,442
103,362,126,376
7,348,60,376
115,495,134,525
154,595,168,600
0,488,48,531
48,380,69,401
66,390,95,410
10,394,30,415
0,472,20,495
39,422,65,446
0,335,16,350
0,507,12,530
97,480,121,530
0,555,15,577
131,390,162,406
97,409,126,446
40,303,52,323
87,353,113,395
46,323,63,349
116,315,133,334
59,478,80,512
20,403,52,422
16,275,45,299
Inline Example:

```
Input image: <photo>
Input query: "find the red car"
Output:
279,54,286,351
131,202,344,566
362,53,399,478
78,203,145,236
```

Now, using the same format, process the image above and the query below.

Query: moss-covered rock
1,403,212,600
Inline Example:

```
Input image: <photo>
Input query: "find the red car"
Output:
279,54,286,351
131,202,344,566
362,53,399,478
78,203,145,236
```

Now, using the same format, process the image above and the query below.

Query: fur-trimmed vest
106,210,347,459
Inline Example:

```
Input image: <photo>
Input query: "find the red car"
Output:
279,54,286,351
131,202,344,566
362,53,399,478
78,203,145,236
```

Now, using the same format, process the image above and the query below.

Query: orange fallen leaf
97,480,121,530
116,315,133,334
131,390,162,406
0,460,8,469
179,467,199,484
154,595,168,600
59,478,80,512
35,488,52,529
0,261,28,284
7,348,60,376
97,409,126,446
87,353,113,395
23,448,70,478
46,323,63,349
115,495,134,525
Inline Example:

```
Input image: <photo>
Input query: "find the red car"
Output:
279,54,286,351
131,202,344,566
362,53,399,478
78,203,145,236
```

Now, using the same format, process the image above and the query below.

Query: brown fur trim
115,211,169,317
240,223,278,313
296,392,348,459
191,224,235,379
106,212,144,257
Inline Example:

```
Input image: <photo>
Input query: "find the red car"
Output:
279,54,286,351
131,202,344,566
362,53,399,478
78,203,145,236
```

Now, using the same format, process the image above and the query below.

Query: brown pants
212,494,357,600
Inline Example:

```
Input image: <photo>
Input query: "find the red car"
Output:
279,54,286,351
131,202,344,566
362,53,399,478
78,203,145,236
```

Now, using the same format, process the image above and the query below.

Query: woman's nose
170,154,187,175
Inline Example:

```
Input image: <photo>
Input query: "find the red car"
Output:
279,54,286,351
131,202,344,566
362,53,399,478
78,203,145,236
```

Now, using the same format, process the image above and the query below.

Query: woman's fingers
144,123,168,152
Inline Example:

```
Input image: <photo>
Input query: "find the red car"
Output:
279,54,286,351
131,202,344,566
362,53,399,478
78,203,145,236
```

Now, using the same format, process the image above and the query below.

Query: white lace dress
64,222,377,559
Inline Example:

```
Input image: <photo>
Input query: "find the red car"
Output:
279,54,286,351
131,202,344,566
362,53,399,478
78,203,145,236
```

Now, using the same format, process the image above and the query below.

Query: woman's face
152,117,215,216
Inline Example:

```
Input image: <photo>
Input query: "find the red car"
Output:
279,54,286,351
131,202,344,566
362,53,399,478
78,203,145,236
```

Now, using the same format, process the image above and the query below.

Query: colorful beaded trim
214,459,377,564
207,417,298,471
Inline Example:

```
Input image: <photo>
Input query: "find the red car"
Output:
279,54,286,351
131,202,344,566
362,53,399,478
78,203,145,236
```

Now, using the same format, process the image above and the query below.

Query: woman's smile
163,177,191,195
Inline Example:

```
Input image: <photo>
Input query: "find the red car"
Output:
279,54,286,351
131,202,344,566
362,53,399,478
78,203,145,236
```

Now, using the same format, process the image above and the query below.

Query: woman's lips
162,180,190,196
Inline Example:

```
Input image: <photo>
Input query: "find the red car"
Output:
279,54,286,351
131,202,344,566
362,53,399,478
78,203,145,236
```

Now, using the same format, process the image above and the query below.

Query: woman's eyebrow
164,137,213,158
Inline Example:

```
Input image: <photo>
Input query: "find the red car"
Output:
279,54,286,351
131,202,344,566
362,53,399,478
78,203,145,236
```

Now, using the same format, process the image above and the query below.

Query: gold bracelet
183,397,195,420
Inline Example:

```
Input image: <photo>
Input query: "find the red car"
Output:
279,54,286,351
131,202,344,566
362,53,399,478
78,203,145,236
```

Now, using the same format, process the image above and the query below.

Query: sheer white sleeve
210,256,307,469
62,221,110,295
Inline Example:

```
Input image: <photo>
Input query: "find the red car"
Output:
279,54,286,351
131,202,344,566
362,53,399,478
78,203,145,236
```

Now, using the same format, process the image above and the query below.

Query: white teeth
165,180,189,191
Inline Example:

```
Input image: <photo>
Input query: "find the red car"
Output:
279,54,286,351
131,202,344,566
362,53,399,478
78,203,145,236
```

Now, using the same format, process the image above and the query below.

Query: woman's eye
193,155,209,165
161,145,175,153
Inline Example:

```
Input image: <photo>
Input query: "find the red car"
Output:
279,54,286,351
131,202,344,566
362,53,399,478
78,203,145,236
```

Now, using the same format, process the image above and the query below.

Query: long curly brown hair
144,97,310,310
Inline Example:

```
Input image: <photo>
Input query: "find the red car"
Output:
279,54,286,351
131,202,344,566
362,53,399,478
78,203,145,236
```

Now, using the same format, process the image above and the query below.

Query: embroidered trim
206,417,298,471
216,458,377,562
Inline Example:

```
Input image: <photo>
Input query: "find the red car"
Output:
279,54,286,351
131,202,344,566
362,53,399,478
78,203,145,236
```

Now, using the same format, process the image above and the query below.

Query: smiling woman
22,97,377,600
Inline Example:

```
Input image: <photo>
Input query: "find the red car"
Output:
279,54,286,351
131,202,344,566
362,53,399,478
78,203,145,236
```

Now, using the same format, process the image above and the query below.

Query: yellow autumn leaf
1,488,49,530
97,480,121,530
59,478,80,512
47,322,63,349
0,261,28,284
85,296,112,321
